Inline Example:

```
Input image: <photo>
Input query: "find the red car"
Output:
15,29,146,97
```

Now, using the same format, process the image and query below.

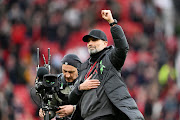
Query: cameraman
39,54,82,120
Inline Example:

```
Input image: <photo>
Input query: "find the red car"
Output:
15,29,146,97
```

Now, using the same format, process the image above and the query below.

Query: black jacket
57,73,76,105
69,25,144,120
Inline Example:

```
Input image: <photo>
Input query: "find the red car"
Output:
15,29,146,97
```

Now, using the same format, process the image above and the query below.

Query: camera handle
36,48,51,73
44,110,50,120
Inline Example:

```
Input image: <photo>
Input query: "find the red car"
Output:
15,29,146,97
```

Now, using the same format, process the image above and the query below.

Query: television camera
31,48,64,120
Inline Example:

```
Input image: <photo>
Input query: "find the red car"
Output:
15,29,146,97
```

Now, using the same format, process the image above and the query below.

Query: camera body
35,73,64,119
35,74,59,94
35,74,62,107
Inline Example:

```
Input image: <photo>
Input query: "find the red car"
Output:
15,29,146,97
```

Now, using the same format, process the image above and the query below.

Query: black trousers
92,115,115,120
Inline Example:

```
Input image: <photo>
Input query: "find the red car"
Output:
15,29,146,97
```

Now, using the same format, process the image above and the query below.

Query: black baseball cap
83,29,108,42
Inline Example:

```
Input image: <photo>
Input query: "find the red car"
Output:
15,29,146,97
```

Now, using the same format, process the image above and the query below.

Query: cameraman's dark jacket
57,73,76,105
55,74,76,120
69,25,144,120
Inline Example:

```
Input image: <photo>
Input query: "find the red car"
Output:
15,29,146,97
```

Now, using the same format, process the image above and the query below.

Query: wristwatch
109,19,117,27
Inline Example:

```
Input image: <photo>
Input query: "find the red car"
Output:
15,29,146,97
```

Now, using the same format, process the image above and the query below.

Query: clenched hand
101,10,114,24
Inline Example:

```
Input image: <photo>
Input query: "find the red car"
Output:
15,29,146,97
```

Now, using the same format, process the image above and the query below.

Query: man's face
87,37,108,55
62,64,78,83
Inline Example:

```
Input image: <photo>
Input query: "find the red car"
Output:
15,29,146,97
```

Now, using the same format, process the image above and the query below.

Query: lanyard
84,61,98,79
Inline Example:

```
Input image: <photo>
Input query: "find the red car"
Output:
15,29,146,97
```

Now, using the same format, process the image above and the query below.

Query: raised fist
101,10,114,23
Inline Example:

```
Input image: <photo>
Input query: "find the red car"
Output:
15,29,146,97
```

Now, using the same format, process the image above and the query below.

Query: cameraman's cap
61,54,82,69
83,29,108,42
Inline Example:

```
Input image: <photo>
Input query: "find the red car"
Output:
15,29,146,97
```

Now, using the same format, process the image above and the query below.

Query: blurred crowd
0,0,180,120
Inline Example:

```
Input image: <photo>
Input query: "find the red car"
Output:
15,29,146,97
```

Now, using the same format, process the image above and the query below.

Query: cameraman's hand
79,75,100,90
39,108,45,118
101,10,114,24
56,105,74,118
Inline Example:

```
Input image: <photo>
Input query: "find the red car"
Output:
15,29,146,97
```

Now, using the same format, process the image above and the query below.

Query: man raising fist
69,10,144,120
